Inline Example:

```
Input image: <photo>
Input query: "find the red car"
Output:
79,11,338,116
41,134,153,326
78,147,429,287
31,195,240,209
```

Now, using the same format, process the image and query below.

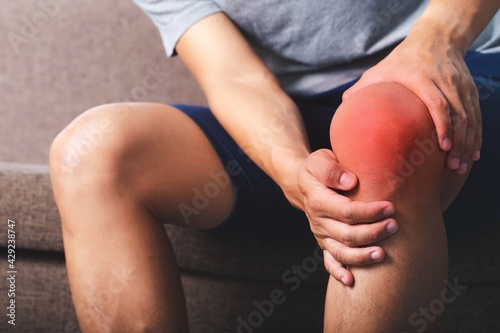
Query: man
49,0,500,331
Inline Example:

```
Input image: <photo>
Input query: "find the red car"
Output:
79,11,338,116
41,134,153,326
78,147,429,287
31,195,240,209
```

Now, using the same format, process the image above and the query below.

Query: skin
325,82,467,332
50,104,234,332
309,0,500,284
48,0,500,331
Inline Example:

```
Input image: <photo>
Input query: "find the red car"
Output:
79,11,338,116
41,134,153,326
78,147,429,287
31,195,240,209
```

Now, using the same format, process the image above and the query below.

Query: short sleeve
132,0,222,57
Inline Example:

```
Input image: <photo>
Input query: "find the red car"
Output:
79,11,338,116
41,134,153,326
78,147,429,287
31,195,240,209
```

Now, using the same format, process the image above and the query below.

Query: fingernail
473,150,480,161
370,251,382,261
383,206,395,216
459,162,468,173
450,158,460,169
341,276,348,284
339,172,355,187
386,222,398,234
442,138,452,151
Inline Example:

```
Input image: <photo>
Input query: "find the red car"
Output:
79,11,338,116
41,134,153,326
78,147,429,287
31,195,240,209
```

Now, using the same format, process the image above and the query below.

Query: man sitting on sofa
49,0,500,332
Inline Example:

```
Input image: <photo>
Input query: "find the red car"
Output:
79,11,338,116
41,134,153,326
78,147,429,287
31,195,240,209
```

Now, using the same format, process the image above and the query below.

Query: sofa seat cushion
0,162,327,284
2,161,499,285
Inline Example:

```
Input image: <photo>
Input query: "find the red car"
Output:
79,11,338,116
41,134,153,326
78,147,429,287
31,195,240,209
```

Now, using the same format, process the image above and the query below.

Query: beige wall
0,0,207,164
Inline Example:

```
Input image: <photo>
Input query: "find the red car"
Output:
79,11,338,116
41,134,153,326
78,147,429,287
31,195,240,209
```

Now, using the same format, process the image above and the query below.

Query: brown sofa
0,1,499,332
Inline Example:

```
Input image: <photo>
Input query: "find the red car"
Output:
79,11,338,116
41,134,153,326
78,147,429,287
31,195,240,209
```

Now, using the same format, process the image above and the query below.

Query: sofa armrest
0,162,63,252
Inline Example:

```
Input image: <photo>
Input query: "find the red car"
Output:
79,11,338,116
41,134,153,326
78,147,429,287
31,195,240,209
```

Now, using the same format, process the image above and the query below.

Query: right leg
49,102,235,332
325,82,470,332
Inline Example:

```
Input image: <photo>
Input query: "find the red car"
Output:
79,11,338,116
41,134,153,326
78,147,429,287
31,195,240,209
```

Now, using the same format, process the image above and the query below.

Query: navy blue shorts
172,51,500,242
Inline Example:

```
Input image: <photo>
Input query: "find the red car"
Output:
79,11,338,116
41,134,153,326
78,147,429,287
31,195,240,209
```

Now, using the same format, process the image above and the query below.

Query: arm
176,13,398,285
176,13,309,204
344,0,500,174
420,0,500,55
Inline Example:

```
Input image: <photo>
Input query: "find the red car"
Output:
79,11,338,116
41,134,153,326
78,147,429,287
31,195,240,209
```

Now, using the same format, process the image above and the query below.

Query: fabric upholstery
0,162,327,283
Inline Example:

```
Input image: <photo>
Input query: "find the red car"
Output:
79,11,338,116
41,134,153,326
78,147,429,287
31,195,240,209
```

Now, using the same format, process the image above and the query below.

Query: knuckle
466,117,477,129
341,229,357,247
308,217,328,238
463,98,475,114
307,215,321,230
336,253,346,265
316,239,326,251
323,163,339,182
330,245,346,264
342,90,351,101
451,111,467,127
342,205,357,224
366,229,380,244
442,70,458,87
430,96,448,112
307,199,323,216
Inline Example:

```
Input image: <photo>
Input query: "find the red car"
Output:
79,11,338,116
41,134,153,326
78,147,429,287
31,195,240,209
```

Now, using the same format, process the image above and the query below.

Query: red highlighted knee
330,82,445,199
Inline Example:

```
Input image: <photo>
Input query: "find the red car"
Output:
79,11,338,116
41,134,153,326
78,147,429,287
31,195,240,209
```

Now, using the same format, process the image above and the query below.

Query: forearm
415,0,500,54
175,13,311,208
206,79,310,208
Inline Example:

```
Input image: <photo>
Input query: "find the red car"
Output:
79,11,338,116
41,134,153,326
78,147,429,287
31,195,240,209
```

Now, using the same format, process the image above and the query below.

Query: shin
325,82,454,332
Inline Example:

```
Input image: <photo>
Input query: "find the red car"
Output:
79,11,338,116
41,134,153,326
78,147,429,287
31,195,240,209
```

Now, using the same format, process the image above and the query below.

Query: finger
409,76,453,153
321,217,398,247
322,238,385,267
343,82,365,102
323,250,354,286
443,66,478,173
440,79,468,173
455,84,477,174
341,69,381,102
305,191,395,226
306,149,357,191
302,184,395,237
457,63,482,163
326,195,396,225
470,84,482,162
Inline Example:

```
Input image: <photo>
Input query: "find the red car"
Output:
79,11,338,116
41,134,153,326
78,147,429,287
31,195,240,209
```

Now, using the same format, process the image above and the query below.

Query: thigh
172,103,315,241
127,102,240,230
54,102,236,230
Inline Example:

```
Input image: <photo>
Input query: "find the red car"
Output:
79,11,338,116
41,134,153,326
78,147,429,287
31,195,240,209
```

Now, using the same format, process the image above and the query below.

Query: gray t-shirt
132,0,500,96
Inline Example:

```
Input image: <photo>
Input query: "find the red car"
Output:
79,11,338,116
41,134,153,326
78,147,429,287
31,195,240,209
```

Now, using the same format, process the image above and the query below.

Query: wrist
413,0,500,56
411,12,472,56
271,151,308,210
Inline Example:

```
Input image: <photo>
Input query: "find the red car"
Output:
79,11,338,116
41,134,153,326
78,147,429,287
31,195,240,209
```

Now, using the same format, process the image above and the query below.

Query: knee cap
330,82,444,195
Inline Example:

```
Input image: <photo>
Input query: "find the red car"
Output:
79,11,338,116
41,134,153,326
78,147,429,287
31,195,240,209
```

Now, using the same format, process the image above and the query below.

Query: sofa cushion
2,161,500,286
0,162,328,284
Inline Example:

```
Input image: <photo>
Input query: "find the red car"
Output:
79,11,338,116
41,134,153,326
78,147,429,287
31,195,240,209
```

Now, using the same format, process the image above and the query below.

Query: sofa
0,1,499,332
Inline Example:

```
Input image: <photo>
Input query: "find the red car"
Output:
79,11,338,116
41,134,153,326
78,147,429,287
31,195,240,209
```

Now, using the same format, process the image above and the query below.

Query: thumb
308,149,358,191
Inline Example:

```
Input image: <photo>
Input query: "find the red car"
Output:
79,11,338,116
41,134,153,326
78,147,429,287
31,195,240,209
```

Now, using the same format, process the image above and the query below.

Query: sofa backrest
0,0,206,164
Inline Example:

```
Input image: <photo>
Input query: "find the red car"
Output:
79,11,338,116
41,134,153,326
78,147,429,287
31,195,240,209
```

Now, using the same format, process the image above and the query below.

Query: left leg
324,82,470,332
49,102,236,332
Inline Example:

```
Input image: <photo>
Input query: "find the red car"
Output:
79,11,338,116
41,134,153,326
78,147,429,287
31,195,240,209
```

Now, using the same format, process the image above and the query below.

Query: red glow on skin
330,82,445,201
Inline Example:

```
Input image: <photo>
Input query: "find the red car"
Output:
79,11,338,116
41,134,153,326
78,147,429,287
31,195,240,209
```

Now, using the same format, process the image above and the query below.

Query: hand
297,149,398,286
343,20,481,175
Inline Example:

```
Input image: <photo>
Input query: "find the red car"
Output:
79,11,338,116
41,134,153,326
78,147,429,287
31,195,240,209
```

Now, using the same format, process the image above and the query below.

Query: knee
330,82,446,199
49,103,140,196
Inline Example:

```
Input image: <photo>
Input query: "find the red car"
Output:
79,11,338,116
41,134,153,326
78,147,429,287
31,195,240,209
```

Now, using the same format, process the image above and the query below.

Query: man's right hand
296,149,399,286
